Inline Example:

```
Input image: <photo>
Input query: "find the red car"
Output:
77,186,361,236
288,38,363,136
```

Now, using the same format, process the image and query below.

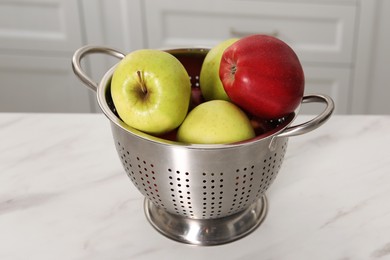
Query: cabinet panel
143,0,356,64
0,0,82,52
302,66,351,114
0,54,92,113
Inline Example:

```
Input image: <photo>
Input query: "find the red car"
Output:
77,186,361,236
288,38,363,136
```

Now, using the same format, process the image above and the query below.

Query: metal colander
72,46,334,245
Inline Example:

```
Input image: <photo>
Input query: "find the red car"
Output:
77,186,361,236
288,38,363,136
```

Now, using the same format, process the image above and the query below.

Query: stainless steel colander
72,45,334,245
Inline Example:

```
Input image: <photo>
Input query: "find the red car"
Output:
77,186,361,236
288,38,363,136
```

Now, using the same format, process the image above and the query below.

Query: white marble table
1,113,389,259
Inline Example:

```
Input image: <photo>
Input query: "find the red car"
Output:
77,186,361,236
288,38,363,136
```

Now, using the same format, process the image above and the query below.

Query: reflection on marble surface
0,113,390,259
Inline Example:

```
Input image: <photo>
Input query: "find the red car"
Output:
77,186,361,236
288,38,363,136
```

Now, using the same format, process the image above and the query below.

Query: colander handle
72,45,126,92
276,94,335,138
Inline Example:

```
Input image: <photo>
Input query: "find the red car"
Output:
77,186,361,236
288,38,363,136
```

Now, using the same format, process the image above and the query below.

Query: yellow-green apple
177,100,255,144
111,49,191,135
199,38,238,101
220,34,304,119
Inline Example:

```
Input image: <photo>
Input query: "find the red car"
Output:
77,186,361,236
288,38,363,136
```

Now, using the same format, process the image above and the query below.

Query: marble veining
1,113,390,259
371,242,390,259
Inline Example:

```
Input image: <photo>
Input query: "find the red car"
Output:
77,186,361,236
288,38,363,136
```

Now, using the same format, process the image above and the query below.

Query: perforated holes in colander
167,170,228,219
225,166,254,215
116,141,166,210
200,172,225,219
256,140,288,197
168,169,193,217
188,72,201,87
116,138,288,219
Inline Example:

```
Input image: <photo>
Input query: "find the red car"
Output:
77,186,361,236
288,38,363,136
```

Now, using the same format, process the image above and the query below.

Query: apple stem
137,70,148,94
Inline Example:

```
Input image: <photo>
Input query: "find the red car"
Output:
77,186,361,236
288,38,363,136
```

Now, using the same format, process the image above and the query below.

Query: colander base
144,195,268,246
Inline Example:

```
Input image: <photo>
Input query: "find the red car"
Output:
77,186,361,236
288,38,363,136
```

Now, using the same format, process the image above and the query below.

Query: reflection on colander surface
116,138,287,219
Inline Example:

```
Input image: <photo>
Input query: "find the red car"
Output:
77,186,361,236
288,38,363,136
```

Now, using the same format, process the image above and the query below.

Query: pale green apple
199,38,239,101
111,49,191,135
177,100,255,144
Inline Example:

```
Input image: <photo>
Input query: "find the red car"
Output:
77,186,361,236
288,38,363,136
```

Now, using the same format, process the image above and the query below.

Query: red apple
249,116,274,136
219,34,304,119
157,129,178,141
189,86,204,110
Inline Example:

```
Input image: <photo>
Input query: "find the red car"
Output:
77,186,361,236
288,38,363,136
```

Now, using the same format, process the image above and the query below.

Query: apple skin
158,128,178,141
189,86,204,111
220,34,304,119
111,49,191,135
199,38,239,101
249,116,277,136
177,100,255,144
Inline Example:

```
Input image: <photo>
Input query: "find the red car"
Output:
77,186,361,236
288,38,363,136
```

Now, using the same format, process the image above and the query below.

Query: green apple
111,49,191,135
199,38,239,101
177,100,255,144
